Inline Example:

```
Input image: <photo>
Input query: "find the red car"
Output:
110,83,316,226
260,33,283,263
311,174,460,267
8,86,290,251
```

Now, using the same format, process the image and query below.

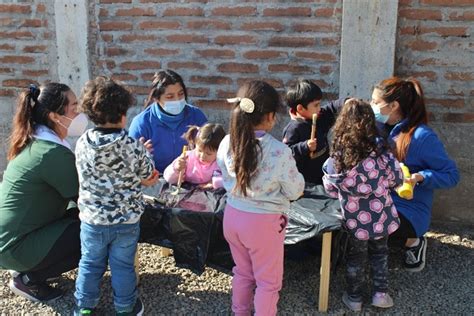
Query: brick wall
395,0,473,222
0,1,57,173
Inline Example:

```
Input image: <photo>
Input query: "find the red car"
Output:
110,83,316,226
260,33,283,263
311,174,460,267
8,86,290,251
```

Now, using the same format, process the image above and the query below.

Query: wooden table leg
318,231,332,312
161,247,172,257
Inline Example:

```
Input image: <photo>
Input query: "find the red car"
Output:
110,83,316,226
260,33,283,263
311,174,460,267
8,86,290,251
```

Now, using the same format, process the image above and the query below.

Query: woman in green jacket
0,83,87,302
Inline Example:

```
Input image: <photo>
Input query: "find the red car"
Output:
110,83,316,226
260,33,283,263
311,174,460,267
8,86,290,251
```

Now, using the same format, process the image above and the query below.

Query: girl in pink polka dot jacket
322,99,404,311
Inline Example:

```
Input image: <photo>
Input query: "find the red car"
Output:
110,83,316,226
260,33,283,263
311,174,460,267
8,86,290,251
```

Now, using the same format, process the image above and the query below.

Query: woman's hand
139,137,153,153
141,169,159,187
405,172,424,187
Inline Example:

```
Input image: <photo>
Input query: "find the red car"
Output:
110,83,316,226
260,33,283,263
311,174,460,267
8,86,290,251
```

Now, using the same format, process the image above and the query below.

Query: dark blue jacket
129,103,207,173
282,98,344,184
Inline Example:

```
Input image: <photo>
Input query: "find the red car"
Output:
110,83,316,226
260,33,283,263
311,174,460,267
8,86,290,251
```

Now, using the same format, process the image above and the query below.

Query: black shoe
8,274,63,302
116,297,144,316
404,236,427,272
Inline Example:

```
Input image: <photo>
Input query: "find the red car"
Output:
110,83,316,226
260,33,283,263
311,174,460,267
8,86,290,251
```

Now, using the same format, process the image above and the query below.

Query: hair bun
29,84,40,102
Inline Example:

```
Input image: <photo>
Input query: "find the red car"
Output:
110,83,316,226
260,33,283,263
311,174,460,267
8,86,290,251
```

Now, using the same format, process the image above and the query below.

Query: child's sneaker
8,274,62,302
342,292,362,312
74,307,96,315
116,297,144,316
371,292,394,308
404,236,427,272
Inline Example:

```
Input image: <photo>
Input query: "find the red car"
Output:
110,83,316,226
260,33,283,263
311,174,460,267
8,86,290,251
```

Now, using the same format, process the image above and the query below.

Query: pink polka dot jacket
322,151,404,240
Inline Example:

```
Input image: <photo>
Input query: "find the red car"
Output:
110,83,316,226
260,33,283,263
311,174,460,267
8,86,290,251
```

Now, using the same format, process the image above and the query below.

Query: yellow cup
397,163,413,200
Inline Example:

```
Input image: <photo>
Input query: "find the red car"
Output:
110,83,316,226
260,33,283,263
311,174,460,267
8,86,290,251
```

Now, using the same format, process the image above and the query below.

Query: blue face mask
371,105,390,124
163,99,186,115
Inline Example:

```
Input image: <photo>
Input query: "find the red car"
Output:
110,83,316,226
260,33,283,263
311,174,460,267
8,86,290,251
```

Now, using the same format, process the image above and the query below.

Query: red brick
320,38,339,46
22,69,49,77
195,99,232,110
237,78,284,89
120,34,157,42
294,51,337,61
0,31,34,39
215,35,257,45
106,47,129,56
218,63,258,73
0,4,31,14
447,88,464,96
212,6,256,16
0,89,15,97
0,44,15,51
37,4,46,13
42,32,52,39
167,61,206,70
140,0,173,2
240,22,284,32
288,78,329,89
167,34,208,43
0,18,14,26
23,45,47,53
399,0,413,5
195,49,235,59
21,19,45,28
100,0,132,3
187,20,231,30
443,113,474,123
138,20,180,30
292,22,335,32
263,7,311,17
420,0,473,6
163,7,204,16
99,8,108,17
141,73,155,81
190,76,233,85
144,48,179,56
268,64,312,73
399,9,442,20
268,36,315,47
319,65,332,74
100,21,132,31
445,72,473,81
0,67,14,74
0,56,35,64
243,50,288,59
428,98,464,108
314,8,336,17
418,26,468,37
187,87,209,97
3,79,39,88
127,85,149,95
120,61,161,70
101,34,113,42
406,39,438,51
116,8,155,16
217,90,235,99
97,60,116,70
449,11,474,21
111,73,138,82
411,71,437,81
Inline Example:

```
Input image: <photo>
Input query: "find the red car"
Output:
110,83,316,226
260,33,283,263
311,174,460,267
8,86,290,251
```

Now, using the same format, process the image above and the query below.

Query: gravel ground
1,221,472,315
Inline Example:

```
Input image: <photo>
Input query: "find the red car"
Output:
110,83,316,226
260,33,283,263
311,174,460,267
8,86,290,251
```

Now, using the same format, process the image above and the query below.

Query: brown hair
8,83,71,160
374,77,428,161
80,76,135,125
331,99,384,172
229,80,282,196
144,69,187,108
183,123,225,151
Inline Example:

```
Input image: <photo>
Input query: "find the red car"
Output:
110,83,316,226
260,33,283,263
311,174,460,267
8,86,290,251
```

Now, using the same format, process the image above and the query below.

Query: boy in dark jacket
282,79,344,184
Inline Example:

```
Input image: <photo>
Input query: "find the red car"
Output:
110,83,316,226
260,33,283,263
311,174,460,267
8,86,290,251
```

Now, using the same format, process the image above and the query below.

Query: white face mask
162,99,186,115
60,113,88,136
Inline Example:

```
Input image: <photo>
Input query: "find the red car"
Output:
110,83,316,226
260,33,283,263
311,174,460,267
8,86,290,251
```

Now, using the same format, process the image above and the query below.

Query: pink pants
223,204,287,316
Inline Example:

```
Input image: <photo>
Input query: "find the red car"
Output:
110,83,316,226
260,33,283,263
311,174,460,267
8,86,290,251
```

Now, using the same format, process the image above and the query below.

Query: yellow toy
397,163,413,200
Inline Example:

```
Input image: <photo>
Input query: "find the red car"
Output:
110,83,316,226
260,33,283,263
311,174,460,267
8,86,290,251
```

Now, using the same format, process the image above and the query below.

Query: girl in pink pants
217,81,305,315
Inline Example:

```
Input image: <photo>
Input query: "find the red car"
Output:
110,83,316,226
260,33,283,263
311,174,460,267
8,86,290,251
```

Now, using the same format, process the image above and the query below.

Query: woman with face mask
370,77,459,273
129,69,208,172
0,83,87,302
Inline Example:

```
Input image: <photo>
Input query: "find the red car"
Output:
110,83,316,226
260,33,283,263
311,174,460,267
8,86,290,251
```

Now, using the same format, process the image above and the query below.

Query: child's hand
139,137,153,153
141,169,159,187
198,183,214,190
307,138,317,152
174,155,187,172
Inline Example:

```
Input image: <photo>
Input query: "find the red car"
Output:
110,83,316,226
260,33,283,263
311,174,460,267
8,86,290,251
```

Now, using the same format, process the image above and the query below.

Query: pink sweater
163,149,223,189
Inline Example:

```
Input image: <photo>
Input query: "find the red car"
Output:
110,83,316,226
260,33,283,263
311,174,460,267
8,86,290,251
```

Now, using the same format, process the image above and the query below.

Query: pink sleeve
163,158,180,184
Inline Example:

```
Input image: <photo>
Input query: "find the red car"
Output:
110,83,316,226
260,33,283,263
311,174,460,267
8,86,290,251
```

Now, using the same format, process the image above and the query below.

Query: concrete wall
0,0,472,224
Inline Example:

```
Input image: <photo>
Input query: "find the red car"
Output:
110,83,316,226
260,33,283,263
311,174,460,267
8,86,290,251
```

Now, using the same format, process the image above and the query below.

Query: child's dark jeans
345,235,389,301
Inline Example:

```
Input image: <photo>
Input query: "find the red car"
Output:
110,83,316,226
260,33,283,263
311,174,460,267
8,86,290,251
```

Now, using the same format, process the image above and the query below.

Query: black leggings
388,212,417,247
24,220,81,283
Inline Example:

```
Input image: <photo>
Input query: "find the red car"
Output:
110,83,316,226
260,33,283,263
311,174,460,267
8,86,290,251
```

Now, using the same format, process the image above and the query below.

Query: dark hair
229,80,282,196
374,77,428,161
286,79,323,110
80,76,134,125
183,123,225,151
8,83,71,160
144,69,187,107
331,99,385,172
